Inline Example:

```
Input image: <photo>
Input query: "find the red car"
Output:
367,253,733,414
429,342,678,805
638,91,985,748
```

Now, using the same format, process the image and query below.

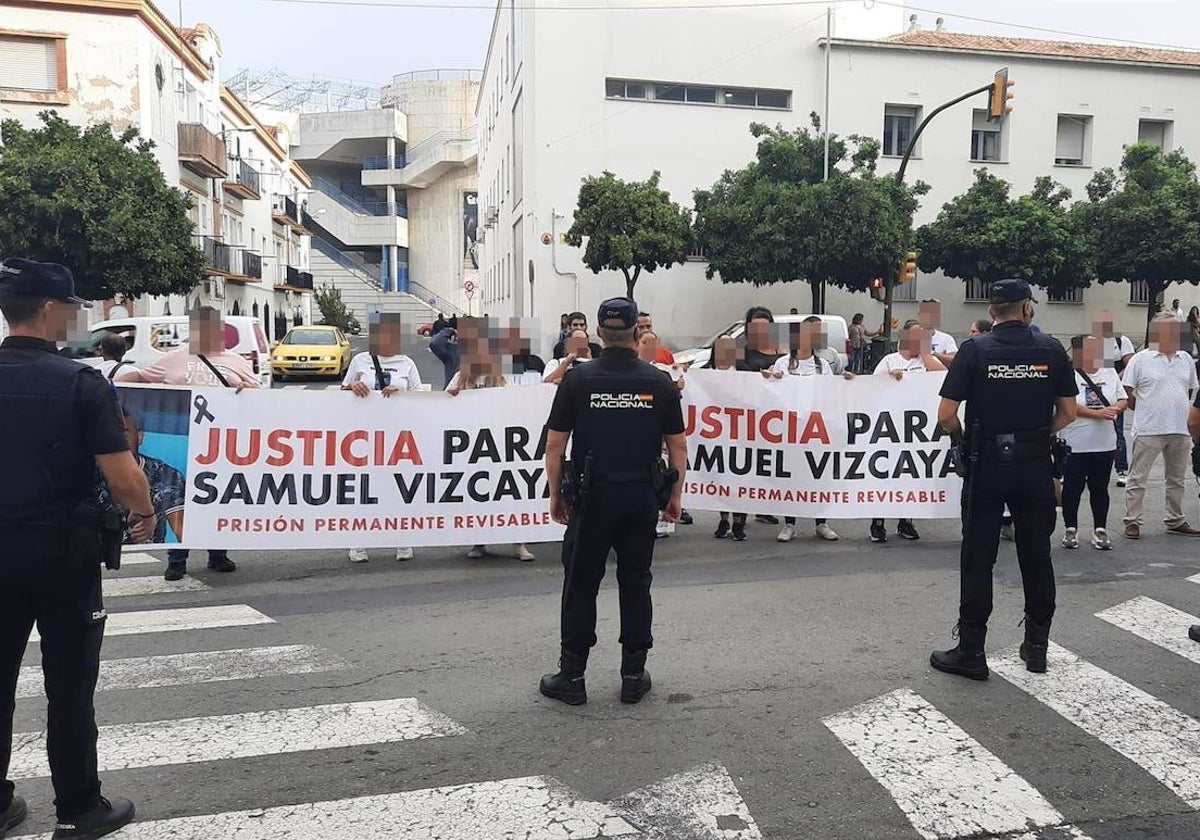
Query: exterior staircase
309,244,438,326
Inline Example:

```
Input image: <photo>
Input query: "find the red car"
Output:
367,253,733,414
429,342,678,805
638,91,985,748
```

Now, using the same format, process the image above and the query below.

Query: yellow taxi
271,325,352,380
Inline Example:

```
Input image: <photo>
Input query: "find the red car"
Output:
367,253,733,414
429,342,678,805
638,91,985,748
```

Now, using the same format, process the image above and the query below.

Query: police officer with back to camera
932,279,1077,681
540,297,688,706
0,259,157,840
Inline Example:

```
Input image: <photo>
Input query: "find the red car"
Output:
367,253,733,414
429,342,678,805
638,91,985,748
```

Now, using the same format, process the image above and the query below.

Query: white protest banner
108,383,563,551
680,368,960,519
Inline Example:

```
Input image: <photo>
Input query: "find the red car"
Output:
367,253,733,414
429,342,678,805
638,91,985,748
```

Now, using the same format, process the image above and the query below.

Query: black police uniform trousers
560,482,658,656
960,457,1057,630
0,524,105,819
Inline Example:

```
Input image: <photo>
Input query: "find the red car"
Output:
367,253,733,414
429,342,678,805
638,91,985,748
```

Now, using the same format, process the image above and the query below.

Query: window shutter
0,36,57,92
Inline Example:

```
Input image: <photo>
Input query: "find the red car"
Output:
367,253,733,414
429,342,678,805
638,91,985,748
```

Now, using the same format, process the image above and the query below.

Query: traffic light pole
883,81,994,341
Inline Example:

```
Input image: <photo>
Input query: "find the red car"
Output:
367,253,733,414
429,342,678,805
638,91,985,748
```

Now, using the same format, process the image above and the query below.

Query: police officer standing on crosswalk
540,297,688,706
932,279,1077,681
0,259,156,840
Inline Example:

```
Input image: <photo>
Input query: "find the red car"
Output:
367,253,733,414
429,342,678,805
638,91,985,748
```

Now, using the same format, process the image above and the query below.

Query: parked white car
72,315,273,388
674,313,851,370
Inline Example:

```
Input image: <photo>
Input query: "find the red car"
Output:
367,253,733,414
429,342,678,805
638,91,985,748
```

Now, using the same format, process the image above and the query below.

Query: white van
76,315,273,388
674,314,851,370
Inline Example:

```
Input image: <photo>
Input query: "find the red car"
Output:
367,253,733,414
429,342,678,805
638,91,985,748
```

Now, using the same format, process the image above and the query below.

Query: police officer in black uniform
0,259,156,840
932,279,1077,680
540,298,687,706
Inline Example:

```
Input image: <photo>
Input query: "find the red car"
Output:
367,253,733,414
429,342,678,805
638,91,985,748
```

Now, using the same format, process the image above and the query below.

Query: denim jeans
166,549,229,568
1113,413,1128,473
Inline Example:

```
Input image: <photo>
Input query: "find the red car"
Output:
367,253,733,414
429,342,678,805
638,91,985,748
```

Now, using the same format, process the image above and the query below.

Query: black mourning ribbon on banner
193,394,215,425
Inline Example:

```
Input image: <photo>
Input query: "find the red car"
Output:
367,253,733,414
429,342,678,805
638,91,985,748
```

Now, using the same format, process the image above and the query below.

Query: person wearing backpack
342,311,423,563
1058,335,1126,550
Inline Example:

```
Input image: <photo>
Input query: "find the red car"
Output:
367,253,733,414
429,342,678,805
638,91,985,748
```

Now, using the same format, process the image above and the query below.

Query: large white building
477,1,1200,351
0,0,313,337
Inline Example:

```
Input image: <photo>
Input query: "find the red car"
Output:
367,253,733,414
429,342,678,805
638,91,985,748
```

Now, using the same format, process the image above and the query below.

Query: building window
883,105,920,158
1055,115,1092,166
0,33,65,98
970,109,1002,162
604,78,790,110
1128,279,1163,306
1047,286,1083,304
965,278,992,303
1138,119,1172,150
893,277,917,301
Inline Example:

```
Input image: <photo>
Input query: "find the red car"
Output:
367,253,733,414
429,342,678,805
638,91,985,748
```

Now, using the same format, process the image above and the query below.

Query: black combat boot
539,648,588,705
52,796,135,840
620,647,652,704
930,624,989,680
1019,615,1052,673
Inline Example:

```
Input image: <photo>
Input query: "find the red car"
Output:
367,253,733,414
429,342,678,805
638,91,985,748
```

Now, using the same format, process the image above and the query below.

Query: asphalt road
12,472,1200,839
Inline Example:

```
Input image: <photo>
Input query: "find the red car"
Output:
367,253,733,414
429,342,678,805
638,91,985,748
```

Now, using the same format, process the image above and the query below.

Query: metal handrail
310,237,383,288
390,69,482,83
408,280,463,317
312,175,407,217
362,128,475,172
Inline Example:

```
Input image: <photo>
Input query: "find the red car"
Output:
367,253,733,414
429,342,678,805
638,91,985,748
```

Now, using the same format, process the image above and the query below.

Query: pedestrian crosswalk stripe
16,644,347,700
822,689,1086,840
12,777,638,840
27,604,273,643
611,763,764,840
103,575,209,597
118,552,160,566
1095,596,1200,666
992,643,1200,808
1189,573,1200,586
10,698,466,780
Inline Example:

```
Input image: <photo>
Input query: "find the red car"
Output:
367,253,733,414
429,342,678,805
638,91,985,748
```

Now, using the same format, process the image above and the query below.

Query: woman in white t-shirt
341,315,424,563
1058,335,1126,550
447,319,536,562
764,322,853,543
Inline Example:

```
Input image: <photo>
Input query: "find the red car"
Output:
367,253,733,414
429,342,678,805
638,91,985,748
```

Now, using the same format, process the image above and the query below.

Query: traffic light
899,251,917,284
869,277,885,302
988,67,1014,121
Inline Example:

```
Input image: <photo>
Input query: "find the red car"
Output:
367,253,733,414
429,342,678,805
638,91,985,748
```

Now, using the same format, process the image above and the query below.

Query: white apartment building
0,0,312,338
477,0,1200,351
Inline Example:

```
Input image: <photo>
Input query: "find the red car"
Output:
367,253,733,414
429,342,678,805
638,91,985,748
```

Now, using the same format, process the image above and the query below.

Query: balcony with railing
178,124,228,179
242,251,263,280
276,265,314,292
311,176,407,217
223,159,262,200
361,128,477,190
272,195,308,234
195,235,233,275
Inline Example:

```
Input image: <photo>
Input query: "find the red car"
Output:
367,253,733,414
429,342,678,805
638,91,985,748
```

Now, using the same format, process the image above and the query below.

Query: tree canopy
0,111,204,301
314,283,353,330
1077,142,1200,327
693,116,927,313
564,170,692,298
916,168,1092,294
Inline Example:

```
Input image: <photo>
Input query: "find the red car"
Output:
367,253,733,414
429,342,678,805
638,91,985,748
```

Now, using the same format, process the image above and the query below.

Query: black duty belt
593,470,653,485
982,431,1051,463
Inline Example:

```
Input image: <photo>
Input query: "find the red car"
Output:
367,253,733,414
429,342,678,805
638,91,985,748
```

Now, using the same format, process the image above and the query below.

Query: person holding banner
1,259,154,840
342,312,423,563
448,318,537,562
867,320,947,543
540,297,687,706
767,320,849,543
117,307,258,581
932,279,1077,681
544,328,593,385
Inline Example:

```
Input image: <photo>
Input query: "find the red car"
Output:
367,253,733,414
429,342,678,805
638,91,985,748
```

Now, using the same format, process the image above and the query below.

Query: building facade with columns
477,0,1200,353
0,0,312,338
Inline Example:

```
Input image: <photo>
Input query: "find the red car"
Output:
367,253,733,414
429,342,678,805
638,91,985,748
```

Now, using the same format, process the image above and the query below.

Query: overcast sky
183,0,1200,90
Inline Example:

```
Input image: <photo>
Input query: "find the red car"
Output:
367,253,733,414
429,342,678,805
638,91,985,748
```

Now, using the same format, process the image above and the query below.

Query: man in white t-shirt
1092,311,1136,484
868,320,946,543
1122,312,1200,538
342,312,423,563
919,299,958,366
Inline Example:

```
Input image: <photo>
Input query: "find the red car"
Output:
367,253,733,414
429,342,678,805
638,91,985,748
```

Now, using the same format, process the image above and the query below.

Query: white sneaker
348,548,369,563
776,524,797,542
1116,472,1128,487
466,545,485,559
655,520,671,539
1092,528,1112,550
1061,527,1079,549
515,544,535,561
395,547,414,561
815,522,840,541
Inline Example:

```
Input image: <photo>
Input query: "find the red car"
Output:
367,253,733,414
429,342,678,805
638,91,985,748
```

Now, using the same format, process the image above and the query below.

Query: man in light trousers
1122,312,1200,539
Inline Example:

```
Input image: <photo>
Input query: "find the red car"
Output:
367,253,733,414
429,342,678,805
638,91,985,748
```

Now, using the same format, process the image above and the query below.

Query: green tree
693,117,927,313
916,168,1092,296
1077,143,1200,334
314,283,352,330
0,111,205,301
564,170,692,298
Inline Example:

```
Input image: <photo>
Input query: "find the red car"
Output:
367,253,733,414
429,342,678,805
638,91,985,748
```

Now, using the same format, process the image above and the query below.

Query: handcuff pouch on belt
651,459,680,511
73,502,124,571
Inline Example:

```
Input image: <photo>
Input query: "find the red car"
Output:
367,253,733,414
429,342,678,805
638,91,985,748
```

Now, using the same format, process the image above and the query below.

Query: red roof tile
884,30,1200,69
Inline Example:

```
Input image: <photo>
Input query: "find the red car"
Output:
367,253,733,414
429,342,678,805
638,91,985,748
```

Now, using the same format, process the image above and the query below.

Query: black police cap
0,259,88,305
989,278,1038,305
597,297,639,329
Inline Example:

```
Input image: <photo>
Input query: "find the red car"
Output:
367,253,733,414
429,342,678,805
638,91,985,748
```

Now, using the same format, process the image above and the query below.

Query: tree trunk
810,280,824,314
625,266,641,299
1145,280,1165,347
